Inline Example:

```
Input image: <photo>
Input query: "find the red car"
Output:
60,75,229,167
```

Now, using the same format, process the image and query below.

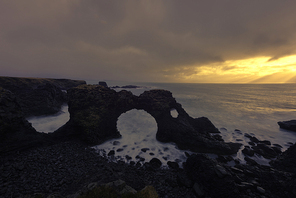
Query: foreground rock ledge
56,85,241,155
278,120,296,132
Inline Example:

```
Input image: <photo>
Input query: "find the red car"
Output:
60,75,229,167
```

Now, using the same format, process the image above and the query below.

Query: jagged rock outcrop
56,85,137,144
278,120,296,132
185,154,240,197
0,87,49,153
271,143,296,173
98,81,108,87
0,76,86,116
57,85,241,154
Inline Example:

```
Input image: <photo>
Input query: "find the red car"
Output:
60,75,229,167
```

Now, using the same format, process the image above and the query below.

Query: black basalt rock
99,81,108,87
278,120,296,132
185,154,240,198
0,87,50,153
56,85,241,154
0,76,86,116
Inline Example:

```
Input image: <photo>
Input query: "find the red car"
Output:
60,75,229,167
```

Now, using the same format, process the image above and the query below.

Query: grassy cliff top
0,76,86,91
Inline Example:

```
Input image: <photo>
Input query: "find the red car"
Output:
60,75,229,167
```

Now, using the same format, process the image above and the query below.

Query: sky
1,0,296,83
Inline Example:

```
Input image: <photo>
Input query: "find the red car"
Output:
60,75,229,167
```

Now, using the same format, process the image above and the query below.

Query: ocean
27,81,296,166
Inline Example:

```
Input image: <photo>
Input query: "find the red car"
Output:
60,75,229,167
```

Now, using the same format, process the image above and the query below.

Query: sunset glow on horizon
170,55,296,83
1,1,296,84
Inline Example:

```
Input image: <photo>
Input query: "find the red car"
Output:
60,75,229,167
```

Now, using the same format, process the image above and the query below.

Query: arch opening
26,104,70,133
93,109,191,167
170,108,179,118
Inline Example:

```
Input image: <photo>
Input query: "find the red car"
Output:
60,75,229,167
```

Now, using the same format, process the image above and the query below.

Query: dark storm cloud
1,0,296,82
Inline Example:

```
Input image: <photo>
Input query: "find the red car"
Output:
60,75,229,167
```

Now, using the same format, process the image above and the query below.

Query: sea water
93,82,296,166
28,81,296,166
27,104,70,133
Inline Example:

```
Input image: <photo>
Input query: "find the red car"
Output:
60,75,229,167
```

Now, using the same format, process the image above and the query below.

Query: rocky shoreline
0,141,195,198
1,140,296,198
1,77,296,197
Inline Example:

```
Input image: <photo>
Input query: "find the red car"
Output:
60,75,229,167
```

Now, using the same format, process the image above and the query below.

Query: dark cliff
56,85,241,155
0,87,49,153
0,76,86,116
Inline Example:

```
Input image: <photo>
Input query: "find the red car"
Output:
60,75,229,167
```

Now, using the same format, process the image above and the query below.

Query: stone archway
116,109,157,139
55,85,241,155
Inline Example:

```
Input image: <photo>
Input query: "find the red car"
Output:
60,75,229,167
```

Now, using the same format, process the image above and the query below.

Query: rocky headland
56,84,241,155
0,76,86,116
1,78,296,197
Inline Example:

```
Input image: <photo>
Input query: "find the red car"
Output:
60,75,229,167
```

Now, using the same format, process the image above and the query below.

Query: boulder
56,85,241,154
278,120,296,132
149,158,162,169
242,146,255,156
99,81,108,87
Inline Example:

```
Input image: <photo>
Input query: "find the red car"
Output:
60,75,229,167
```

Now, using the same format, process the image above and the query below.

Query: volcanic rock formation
57,85,241,154
0,87,49,153
0,76,86,116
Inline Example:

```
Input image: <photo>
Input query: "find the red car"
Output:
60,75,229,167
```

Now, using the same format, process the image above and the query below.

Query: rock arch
55,85,241,155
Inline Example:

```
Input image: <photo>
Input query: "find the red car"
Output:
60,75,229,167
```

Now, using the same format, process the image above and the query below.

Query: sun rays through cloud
165,55,296,83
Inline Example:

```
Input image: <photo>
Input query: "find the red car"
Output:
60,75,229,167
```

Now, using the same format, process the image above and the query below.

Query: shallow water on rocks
93,109,192,167
26,104,69,133
26,82,296,167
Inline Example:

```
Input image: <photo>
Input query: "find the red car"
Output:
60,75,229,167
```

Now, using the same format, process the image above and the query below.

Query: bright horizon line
2,75,296,85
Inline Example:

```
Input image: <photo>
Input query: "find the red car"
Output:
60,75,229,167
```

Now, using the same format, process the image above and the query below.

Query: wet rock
108,150,115,156
167,161,179,170
248,142,256,146
250,136,259,143
260,140,271,145
98,81,108,88
141,148,150,152
230,167,244,174
257,186,265,194
244,157,258,166
121,85,140,89
184,152,191,158
242,146,255,156
216,155,229,163
125,155,132,160
214,165,229,178
136,155,145,162
212,134,223,141
149,158,162,169
244,133,252,139
273,144,282,148
253,143,277,158
278,120,296,132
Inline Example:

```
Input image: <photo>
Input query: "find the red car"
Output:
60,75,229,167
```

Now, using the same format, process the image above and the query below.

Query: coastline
1,77,296,197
